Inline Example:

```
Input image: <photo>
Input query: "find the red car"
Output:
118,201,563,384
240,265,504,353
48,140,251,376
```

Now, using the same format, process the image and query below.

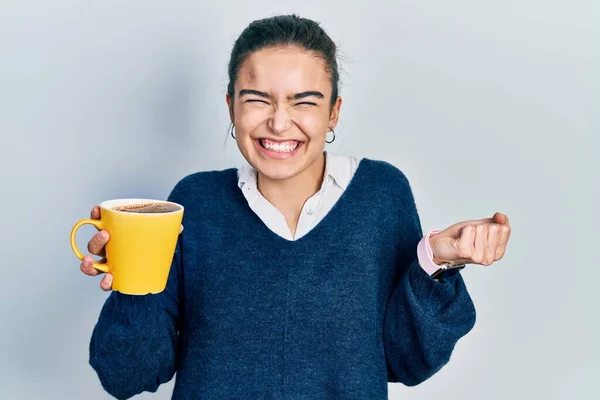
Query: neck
257,152,326,234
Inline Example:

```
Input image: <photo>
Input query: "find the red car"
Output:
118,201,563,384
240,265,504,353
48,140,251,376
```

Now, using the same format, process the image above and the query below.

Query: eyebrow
238,89,324,101
290,91,324,100
239,89,272,99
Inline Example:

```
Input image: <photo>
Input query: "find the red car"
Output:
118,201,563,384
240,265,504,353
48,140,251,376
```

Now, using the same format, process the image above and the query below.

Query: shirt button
306,209,314,215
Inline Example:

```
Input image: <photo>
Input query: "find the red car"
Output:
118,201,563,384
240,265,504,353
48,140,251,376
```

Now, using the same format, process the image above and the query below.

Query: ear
225,93,234,123
328,96,342,130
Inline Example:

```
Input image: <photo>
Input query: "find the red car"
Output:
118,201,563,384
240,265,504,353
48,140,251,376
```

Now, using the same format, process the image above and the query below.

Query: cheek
294,111,329,139
234,104,268,134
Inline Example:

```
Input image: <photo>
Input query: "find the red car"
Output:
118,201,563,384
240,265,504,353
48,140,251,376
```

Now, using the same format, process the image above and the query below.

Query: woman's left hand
429,212,512,266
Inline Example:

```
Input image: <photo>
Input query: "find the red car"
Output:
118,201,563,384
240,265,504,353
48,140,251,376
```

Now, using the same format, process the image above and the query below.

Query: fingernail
83,257,90,267
106,275,112,284
99,231,107,240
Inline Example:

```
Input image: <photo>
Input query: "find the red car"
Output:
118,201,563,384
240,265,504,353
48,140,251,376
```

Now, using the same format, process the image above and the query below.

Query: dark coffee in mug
113,202,180,214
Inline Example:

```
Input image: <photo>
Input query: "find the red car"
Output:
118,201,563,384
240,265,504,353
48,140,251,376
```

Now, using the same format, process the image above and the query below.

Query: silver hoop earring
326,129,336,144
229,124,236,139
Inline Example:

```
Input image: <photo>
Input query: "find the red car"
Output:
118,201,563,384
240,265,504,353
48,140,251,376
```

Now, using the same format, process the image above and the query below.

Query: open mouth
257,138,302,154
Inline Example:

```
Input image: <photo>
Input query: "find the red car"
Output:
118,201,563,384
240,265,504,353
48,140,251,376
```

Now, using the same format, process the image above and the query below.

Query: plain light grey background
1,0,598,399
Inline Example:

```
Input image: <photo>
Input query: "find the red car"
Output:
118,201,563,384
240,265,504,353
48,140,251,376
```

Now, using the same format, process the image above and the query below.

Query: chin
252,158,306,181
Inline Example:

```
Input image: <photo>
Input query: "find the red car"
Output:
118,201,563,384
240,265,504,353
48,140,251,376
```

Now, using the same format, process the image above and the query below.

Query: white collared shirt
237,152,360,240
236,152,441,276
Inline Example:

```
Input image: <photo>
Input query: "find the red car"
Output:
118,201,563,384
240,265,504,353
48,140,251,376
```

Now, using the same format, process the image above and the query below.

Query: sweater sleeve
88,190,184,399
383,171,476,386
88,250,181,399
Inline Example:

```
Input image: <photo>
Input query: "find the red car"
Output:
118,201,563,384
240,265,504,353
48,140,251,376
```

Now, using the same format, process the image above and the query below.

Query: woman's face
227,46,341,181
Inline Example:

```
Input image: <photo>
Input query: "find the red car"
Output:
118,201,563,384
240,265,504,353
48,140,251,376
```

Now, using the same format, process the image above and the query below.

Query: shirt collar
237,163,257,190
237,151,352,191
324,151,352,190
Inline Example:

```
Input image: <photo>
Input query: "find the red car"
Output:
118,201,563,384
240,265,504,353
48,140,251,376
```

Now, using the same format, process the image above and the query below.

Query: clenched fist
429,212,511,266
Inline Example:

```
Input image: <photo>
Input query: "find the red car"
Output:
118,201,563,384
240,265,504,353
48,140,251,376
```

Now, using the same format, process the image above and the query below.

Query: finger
450,217,494,232
473,224,487,265
179,224,184,234
495,224,512,259
456,225,476,261
100,273,113,291
80,255,103,276
486,223,501,264
90,205,101,220
87,230,109,256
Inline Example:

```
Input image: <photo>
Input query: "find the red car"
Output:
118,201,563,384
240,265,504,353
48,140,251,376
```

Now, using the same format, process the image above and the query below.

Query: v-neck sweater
89,158,476,400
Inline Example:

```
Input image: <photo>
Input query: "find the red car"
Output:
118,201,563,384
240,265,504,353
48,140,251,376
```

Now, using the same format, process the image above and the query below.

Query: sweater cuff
407,257,462,310
108,291,156,328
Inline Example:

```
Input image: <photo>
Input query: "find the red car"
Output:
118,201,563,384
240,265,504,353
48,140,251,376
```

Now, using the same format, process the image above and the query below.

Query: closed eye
245,99,269,104
295,102,317,107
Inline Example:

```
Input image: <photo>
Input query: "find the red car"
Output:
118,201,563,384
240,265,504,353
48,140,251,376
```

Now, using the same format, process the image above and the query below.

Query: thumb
446,215,494,232
492,212,508,225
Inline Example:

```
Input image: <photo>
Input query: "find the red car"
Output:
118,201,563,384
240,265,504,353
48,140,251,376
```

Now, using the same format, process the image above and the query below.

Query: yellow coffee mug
70,199,184,295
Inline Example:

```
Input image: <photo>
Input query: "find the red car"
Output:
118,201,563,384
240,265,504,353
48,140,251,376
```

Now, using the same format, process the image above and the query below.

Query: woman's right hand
79,205,184,291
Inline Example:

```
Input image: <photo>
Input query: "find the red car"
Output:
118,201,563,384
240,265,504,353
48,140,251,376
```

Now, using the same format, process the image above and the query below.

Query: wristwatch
431,261,466,279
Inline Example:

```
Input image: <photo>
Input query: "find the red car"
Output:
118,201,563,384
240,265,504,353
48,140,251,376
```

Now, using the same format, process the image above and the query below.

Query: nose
267,106,292,135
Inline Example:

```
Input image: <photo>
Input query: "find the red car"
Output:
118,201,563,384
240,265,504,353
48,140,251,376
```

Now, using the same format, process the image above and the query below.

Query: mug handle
70,219,110,273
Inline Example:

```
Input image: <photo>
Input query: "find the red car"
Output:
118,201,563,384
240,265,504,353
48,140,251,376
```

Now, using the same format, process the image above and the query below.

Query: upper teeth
261,139,299,153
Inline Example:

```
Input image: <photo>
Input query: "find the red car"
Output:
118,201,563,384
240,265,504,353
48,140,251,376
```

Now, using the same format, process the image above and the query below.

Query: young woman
81,14,511,399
